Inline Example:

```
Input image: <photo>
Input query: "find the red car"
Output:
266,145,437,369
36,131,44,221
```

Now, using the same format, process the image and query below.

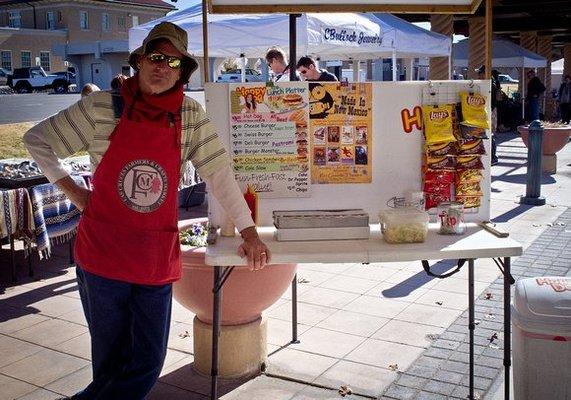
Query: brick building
0,0,174,89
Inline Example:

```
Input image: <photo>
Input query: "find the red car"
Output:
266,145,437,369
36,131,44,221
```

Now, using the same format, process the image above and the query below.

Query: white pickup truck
8,66,70,93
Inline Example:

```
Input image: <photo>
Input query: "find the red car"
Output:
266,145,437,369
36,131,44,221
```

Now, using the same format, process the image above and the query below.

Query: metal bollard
521,120,546,205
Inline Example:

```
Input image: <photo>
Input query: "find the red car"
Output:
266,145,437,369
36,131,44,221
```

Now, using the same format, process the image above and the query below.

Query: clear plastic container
379,208,429,244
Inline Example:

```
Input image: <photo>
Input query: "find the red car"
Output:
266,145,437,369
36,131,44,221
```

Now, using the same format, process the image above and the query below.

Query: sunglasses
146,52,182,69
299,69,308,75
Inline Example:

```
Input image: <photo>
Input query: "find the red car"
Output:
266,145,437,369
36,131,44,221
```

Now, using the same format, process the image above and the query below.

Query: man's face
298,64,319,80
268,58,284,75
527,71,534,80
138,40,183,95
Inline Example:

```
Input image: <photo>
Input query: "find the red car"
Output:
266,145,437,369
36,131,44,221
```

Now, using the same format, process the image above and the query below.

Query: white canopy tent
453,37,547,119
129,5,451,81
130,5,384,61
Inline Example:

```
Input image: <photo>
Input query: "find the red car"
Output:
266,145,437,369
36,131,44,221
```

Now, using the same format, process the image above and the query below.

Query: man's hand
237,226,271,271
54,176,91,211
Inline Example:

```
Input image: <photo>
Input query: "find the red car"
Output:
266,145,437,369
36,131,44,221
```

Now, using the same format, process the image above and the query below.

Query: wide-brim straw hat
128,21,198,82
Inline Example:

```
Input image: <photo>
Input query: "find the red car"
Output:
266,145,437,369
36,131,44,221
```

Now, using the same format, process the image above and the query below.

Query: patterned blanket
29,175,85,259
0,188,35,253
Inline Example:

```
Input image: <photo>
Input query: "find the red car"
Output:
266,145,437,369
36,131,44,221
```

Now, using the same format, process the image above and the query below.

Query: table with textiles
205,224,523,400
0,175,85,281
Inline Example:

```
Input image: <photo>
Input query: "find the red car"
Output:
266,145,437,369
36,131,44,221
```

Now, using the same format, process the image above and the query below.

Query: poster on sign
309,82,373,184
229,82,311,198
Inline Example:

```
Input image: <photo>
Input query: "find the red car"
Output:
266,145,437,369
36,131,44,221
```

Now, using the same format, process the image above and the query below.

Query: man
24,22,270,400
265,47,299,82
526,69,546,121
557,74,571,124
476,65,499,165
297,56,337,82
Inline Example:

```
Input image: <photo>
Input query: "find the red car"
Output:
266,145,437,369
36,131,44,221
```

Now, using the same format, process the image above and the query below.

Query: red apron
75,109,182,285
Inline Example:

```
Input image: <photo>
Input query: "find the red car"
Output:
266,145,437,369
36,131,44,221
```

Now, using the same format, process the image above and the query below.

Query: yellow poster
309,82,372,184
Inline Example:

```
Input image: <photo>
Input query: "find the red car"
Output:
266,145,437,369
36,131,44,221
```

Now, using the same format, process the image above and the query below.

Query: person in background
110,74,127,91
477,65,499,165
24,21,270,400
81,83,100,98
526,69,546,122
296,56,337,82
265,47,299,82
557,74,571,124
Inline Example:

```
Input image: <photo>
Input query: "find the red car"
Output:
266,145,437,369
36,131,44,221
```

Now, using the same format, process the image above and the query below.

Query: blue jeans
75,267,172,400
528,97,540,121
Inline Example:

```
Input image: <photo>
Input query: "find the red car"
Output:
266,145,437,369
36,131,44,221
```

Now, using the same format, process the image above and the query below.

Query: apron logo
118,159,168,213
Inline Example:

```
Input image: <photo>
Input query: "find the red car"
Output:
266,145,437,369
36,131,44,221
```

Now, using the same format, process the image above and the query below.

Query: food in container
379,208,429,244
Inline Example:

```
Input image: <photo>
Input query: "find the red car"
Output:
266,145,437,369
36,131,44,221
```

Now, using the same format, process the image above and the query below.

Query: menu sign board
229,82,311,198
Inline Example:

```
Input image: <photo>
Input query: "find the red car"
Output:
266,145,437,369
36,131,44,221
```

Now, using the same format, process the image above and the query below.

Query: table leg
291,274,299,343
9,234,16,282
504,257,511,400
468,258,475,399
211,266,223,400
27,241,33,277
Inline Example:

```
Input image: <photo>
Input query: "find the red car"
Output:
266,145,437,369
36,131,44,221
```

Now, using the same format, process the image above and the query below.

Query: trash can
512,277,571,400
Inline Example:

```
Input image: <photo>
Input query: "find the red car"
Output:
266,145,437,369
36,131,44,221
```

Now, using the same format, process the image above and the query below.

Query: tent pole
289,14,301,81
485,0,492,80
522,68,526,121
202,0,209,83
392,50,397,81
241,54,246,83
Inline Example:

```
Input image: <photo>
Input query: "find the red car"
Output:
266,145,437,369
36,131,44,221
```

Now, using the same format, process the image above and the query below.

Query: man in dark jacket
526,69,546,122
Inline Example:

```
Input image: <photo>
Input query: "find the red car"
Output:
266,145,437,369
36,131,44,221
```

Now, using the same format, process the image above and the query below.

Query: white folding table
205,223,523,400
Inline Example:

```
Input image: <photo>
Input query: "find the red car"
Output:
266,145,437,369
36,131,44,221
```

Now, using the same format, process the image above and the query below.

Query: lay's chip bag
422,104,456,145
460,92,489,129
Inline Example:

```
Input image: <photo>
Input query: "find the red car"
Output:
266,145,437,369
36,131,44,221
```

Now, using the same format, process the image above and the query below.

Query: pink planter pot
175,219,297,325
518,125,571,155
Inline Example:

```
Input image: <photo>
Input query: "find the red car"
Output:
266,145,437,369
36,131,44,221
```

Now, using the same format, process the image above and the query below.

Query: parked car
0,68,10,86
53,71,76,85
498,74,519,84
8,66,70,93
216,68,263,83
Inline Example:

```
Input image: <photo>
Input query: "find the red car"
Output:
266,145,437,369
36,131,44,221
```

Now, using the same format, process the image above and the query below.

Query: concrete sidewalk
0,133,569,400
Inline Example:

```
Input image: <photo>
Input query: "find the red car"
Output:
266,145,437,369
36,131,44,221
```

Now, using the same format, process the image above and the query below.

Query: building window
8,11,21,28
46,11,55,29
118,16,126,31
80,11,89,29
132,15,139,26
21,51,31,68
102,13,110,31
40,51,50,71
1,51,12,71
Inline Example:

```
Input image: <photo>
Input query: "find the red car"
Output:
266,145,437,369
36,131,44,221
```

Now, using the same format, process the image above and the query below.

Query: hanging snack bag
456,181,483,196
422,104,456,145
460,92,489,129
424,170,454,210
459,123,488,140
426,141,458,157
457,155,485,170
456,169,483,185
426,155,457,170
458,139,486,155
456,195,482,209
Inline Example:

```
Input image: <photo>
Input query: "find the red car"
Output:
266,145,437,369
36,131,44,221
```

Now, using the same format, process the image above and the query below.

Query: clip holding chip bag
460,92,490,129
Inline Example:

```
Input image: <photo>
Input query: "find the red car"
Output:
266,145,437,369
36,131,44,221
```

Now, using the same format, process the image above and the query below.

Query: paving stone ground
380,208,571,400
